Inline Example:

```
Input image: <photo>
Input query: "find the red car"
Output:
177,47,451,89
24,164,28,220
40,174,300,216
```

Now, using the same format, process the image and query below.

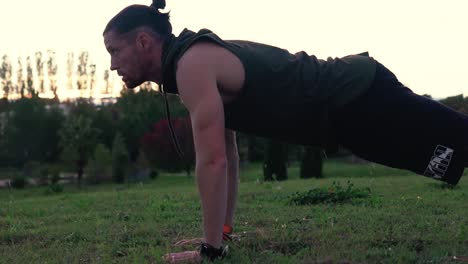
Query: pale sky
0,0,467,99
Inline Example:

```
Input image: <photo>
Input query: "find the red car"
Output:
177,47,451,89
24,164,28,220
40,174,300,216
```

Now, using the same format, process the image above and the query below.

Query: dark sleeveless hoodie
161,28,376,146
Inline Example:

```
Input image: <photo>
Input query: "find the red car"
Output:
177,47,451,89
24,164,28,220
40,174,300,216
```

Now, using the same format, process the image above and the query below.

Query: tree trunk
77,159,85,187
263,140,288,181
300,146,323,179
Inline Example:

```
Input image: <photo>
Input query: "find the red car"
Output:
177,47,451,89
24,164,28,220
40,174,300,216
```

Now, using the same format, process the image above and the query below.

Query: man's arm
224,129,239,229
176,43,228,249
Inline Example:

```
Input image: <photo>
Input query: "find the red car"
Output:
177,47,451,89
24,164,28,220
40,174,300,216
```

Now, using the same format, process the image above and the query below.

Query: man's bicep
176,50,227,163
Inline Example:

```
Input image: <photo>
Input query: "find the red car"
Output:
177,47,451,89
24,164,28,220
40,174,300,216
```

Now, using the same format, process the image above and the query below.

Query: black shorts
330,62,468,185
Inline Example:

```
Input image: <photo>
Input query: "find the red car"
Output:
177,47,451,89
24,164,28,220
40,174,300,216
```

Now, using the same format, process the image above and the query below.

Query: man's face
104,30,146,89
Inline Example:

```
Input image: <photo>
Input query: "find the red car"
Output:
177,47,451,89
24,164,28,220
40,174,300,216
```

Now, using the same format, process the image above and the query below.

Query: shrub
149,170,159,179
112,133,129,183
50,167,61,184
288,181,371,205
38,166,50,185
140,117,194,174
11,175,27,189
86,144,112,184
23,160,41,177
45,184,63,195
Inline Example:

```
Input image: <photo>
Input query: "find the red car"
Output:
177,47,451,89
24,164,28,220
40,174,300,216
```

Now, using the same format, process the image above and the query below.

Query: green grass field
0,161,467,263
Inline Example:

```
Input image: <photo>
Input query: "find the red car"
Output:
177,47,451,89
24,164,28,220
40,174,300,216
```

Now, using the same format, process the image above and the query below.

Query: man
103,0,468,261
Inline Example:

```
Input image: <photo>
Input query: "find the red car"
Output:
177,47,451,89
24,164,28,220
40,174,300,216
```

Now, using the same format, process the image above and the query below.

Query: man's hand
174,237,204,247
163,251,201,264
164,243,228,263
174,224,232,247
173,225,239,247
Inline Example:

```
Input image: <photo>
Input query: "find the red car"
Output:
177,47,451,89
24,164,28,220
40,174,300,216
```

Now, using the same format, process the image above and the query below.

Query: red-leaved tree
140,117,195,175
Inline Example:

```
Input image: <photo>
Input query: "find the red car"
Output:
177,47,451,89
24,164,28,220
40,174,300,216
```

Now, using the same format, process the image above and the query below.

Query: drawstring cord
161,84,185,160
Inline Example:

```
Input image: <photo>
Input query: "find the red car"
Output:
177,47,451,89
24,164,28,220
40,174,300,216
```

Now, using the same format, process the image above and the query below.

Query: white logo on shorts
424,145,454,179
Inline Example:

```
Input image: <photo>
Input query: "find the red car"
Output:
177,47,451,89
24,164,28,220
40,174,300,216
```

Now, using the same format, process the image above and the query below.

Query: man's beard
124,78,145,89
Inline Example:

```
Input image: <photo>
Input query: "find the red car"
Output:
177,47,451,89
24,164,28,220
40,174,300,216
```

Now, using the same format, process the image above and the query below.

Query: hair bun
151,0,166,9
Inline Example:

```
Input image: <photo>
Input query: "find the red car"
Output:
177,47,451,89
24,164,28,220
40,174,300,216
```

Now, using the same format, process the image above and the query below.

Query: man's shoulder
176,41,231,72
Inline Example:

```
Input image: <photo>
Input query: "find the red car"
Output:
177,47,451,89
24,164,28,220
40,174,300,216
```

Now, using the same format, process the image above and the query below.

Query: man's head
103,0,172,88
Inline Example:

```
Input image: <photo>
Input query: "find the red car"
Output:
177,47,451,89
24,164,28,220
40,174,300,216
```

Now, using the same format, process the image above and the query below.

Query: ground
0,161,467,263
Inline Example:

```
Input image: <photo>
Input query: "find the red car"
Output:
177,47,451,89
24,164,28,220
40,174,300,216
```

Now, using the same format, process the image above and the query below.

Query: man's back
162,28,377,146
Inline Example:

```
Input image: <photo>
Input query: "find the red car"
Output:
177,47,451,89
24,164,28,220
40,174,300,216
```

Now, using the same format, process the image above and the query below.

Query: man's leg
331,62,468,185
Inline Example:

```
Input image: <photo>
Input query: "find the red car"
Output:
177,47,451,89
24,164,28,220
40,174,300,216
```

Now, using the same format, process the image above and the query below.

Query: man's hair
103,0,172,38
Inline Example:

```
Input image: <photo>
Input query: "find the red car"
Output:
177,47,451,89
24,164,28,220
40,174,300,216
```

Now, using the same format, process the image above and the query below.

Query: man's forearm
196,160,227,248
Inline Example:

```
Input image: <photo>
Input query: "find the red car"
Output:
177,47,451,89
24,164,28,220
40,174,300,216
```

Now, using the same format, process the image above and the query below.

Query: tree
245,135,266,162
112,132,129,183
440,94,468,115
42,104,65,163
66,52,74,91
35,51,45,94
102,69,111,95
26,56,35,96
93,103,118,150
1,97,63,167
300,146,323,179
47,50,58,99
68,97,95,117
86,144,112,184
140,81,153,91
17,57,25,98
140,117,195,174
89,63,96,97
0,98,10,165
114,88,169,162
76,51,89,96
1,55,13,99
59,114,100,186
4,97,45,166
64,97,118,155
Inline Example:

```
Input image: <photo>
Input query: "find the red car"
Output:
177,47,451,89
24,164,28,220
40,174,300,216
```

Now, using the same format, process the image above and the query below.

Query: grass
0,161,467,263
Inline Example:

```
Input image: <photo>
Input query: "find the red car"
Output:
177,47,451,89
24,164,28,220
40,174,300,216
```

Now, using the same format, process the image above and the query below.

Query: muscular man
103,0,468,261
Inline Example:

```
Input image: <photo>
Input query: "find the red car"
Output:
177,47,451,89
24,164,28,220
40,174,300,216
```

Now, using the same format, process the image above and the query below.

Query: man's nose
110,58,118,71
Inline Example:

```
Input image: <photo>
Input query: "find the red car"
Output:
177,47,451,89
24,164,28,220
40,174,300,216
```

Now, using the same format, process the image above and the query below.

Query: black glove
199,243,228,261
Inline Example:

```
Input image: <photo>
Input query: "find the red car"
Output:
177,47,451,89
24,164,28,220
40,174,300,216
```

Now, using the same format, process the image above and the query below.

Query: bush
23,162,61,185
140,117,194,174
11,175,27,189
149,170,159,179
112,133,129,183
38,166,50,185
288,181,371,205
86,144,112,184
45,184,63,195
50,167,61,184
23,160,41,177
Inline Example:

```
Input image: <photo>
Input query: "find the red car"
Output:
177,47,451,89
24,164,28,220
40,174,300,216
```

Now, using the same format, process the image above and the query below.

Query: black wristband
199,243,228,261
222,232,232,241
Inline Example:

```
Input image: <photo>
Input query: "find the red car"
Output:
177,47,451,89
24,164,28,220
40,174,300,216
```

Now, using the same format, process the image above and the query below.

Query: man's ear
136,32,153,52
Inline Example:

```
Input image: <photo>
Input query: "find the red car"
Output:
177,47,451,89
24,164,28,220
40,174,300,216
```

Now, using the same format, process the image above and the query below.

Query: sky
0,0,467,99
